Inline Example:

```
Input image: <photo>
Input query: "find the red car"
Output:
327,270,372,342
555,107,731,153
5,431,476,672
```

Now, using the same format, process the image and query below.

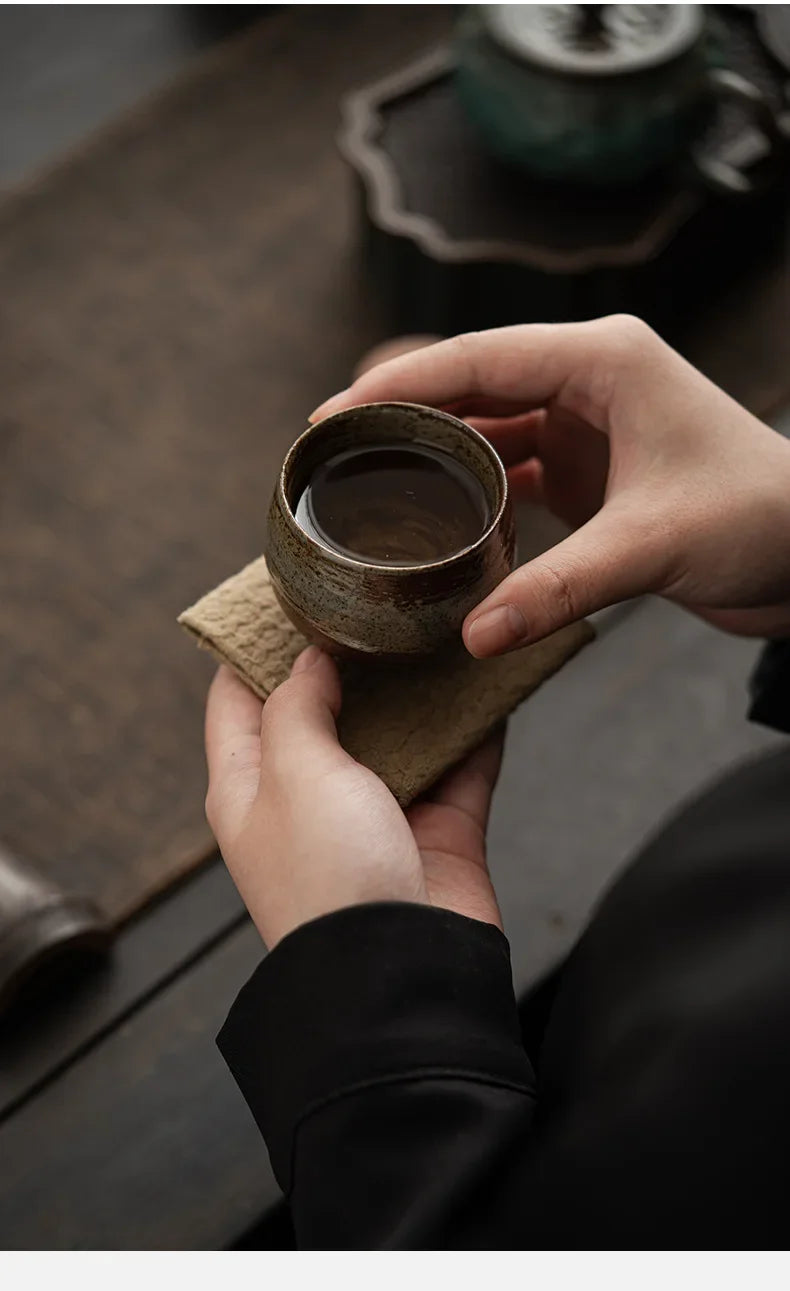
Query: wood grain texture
0,856,244,1121
0,7,450,924
0,920,278,1251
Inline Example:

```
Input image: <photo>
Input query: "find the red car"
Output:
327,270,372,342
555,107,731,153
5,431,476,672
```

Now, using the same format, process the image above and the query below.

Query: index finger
309,321,616,428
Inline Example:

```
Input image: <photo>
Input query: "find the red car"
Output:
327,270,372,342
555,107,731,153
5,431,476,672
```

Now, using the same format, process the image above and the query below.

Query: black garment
218,647,790,1248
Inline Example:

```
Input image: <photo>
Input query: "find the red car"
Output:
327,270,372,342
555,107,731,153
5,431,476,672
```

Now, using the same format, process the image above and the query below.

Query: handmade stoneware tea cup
265,401,515,658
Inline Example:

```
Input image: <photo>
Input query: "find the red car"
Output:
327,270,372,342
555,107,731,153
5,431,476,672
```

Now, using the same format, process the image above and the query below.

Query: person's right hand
311,316,790,656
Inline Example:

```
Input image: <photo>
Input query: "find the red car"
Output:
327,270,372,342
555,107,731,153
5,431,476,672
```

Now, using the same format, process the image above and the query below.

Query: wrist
245,865,429,952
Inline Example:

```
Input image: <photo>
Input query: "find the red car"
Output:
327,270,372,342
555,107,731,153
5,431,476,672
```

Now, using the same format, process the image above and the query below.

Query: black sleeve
217,903,536,1249
749,639,790,734
219,746,790,1249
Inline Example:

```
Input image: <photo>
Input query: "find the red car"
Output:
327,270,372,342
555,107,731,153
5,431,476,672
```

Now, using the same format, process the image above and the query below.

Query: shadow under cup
266,402,516,659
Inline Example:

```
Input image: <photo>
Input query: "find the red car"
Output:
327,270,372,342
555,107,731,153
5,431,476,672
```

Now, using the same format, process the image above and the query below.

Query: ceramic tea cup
265,401,515,658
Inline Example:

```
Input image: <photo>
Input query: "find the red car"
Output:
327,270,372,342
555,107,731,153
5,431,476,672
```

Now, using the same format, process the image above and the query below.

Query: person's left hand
205,646,504,949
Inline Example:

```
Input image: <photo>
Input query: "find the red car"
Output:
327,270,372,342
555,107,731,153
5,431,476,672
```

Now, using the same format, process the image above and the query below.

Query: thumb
260,645,343,762
463,504,667,656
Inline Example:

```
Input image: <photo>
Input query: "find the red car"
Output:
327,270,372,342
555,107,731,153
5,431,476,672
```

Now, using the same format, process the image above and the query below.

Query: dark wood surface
1,5,788,1253
0,6,451,937
0,5,248,190
0,920,278,1250
0,856,244,1119
0,5,448,1250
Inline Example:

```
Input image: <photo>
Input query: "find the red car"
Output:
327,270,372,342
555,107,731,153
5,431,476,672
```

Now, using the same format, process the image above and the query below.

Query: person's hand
311,316,790,654
205,649,503,949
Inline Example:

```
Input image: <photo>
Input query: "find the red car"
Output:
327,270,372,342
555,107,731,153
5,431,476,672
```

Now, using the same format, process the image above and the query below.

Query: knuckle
261,680,291,728
515,558,580,625
597,313,657,361
448,330,483,387
563,316,660,419
541,562,580,622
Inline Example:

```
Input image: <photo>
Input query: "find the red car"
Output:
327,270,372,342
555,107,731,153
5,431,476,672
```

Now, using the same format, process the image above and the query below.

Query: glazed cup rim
277,401,509,575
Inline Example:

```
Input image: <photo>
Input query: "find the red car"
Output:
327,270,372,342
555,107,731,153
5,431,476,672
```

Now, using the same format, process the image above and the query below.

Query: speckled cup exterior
265,402,515,658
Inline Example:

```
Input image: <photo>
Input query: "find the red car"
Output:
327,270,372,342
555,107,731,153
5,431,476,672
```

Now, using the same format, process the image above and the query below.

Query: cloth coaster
179,557,594,805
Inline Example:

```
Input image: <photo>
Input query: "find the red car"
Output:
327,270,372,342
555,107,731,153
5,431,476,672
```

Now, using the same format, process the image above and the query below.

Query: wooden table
0,5,450,1251
1,5,788,1251
0,859,279,1249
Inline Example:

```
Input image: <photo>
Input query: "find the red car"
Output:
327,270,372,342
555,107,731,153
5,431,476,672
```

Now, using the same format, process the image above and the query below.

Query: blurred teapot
455,4,786,192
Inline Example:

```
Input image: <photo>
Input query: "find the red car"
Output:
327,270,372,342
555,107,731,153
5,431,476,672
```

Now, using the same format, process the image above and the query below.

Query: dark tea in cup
266,401,515,657
294,442,491,566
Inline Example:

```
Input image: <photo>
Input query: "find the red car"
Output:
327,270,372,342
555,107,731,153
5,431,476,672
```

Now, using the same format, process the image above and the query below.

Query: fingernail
465,604,527,657
308,388,351,423
291,645,322,675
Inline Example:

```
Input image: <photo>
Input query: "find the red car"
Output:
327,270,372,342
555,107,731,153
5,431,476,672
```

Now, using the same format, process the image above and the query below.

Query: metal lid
484,5,704,77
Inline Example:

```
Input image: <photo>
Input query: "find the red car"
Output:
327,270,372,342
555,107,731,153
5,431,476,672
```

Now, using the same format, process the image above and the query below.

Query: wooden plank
0,6,234,188
0,3,451,938
0,921,278,1250
0,857,245,1120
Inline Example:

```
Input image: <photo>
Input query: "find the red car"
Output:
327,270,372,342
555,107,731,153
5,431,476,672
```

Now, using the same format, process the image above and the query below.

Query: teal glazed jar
454,4,783,191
